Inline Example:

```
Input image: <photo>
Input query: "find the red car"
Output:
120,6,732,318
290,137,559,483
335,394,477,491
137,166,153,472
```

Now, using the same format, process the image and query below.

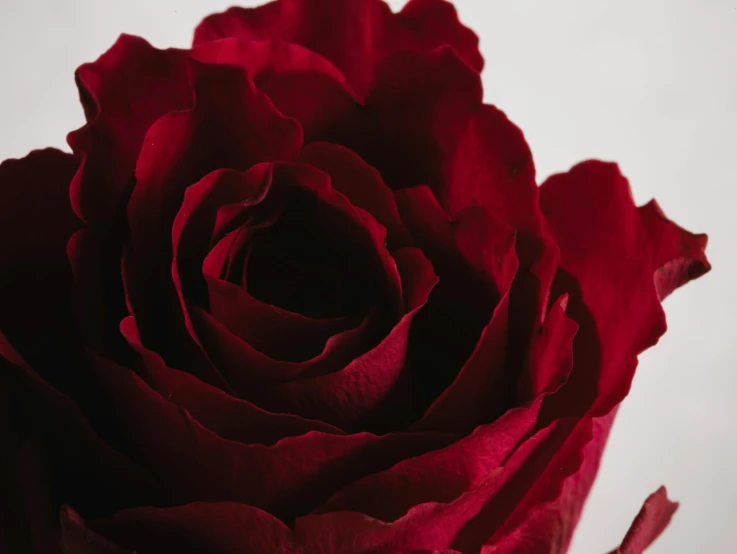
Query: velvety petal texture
0,1,709,553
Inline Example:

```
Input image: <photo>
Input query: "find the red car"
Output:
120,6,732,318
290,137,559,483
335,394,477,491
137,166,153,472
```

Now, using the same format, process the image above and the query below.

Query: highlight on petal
61,506,132,554
608,487,679,554
193,0,483,100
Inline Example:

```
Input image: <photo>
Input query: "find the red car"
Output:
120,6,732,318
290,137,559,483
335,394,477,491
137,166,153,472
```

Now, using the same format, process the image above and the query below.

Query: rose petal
170,162,402,388
0,149,80,370
122,59,301,383
85,352,453,519
608,487,679,554
316,398,544,520
193,0,483,100
638,199,710,301
477,413,614,553
295,420,569,552
61,506,132,554
92,503,294,554
394,186,519,432
252,247,437,430
67,35,192,224
192,38,357,99
0,335,163,524
205,274,353,362
120,316,344,445
516,294,578,403
539,161,708,419
188,303,378,388
298,142,413,251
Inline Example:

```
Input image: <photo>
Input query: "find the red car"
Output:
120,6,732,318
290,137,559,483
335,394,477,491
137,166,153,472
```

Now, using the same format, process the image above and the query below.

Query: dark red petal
92,503,294,554
316,398,543,520
205,274,352,362
0,335,163,525
608,487,679,554
67,35,192,225
61,506,132,554
293,420,569,552
252,247,437,429
0,149,80,368
394,187,519,432
123,59,301,379
191,38,357,99
516,294,578,403
476,413,614,553
638,199,710,301
193,0,483,100
188,302,376,387
120,316,344,445
86,352,452,519
397,0,483,72
298,142,413,251
540,161,708,420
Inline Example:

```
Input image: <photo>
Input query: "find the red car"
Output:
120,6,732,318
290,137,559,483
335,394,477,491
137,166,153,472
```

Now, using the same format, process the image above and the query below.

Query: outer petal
477,413,614,553
608,487,679,554
92,503,295,554
638,199,710,301
539,161,709,419
193,0,483,100
66,36,190,358
315,399,544,520
0,338,163,551
67,34,192,224
84,352,455,519
0,149,80,370
191,38,357,99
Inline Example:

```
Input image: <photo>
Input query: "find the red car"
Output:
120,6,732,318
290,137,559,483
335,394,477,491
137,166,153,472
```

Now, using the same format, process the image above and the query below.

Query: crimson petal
252,247,437,430
539,161,709,420
193,0,483,100
85,352,453,519
92,503,294,554
316,398,544,520
120,316,344,445
638,199,710,301
608,487,679,554
298,142,413,251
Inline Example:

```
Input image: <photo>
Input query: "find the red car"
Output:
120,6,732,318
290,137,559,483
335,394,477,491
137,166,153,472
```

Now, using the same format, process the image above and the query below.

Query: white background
0,1,734,552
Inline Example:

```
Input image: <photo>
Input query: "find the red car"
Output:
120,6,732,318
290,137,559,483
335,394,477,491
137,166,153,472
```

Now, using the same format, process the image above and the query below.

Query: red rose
0,1,710,553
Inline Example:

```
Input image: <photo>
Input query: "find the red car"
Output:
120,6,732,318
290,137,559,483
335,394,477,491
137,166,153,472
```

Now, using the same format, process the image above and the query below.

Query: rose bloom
0,0,710,553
